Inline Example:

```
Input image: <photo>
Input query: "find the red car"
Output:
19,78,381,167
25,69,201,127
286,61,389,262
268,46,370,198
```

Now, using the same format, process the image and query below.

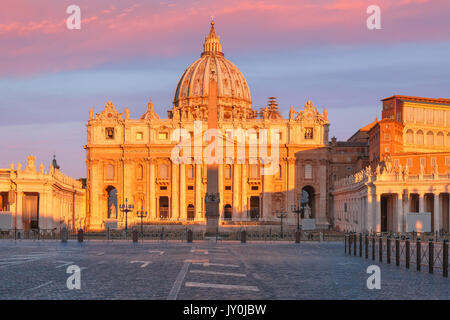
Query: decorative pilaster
171,161,179,219
233,164,240,218
179,163,186,221
195,164,202,220
149,160,156,220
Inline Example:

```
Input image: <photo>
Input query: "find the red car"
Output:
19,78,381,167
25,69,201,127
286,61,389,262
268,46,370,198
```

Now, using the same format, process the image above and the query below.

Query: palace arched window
427,131,434,145
437,132,444,146
406,129,414,144
416,130,424,145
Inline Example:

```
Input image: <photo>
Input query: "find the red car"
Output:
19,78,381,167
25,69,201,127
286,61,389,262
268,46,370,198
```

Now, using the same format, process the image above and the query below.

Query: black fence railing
0,228,346,243
344,232,449,278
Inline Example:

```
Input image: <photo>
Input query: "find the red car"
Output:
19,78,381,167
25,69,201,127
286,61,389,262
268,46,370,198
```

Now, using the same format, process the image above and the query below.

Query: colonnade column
419,193,425,213
171,161,179,219
195,163,202,220
375,193,381,233
149,160,156,220
396,193,403,233
179,163,186,221
233,164,240,218
433,192,440,233
218,163,224,220
287,158,296,217
240,162,247,221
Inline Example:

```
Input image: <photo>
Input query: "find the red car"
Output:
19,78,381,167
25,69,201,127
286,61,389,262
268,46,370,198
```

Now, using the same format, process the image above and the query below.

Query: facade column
318,160,328,227
396,193,403,233
171,161,179,219
240,162,247,221
433,192,440,233
287,158,296,216
179,163,186,221
419,193,425,213
375,193,381,233
262,160,272,221
195,164,202,220
149,160,156,220
218,163,224,220
233,164,240,218
16,191,23,229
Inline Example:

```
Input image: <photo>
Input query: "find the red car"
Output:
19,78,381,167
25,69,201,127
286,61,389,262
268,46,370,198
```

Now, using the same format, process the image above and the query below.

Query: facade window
427,131,434,145
304,164,312,179
249,164,260,179
416,130,424,145
406,129,414,144
187,165,194,179
187,186,194,190
158,132,168,140
106,164,114,180
105,127,115,140
344,203,347,212
304,128,313,139
437,132,444,146
136,132,143,140
251,186,258,191
137,164,143,180
225,186,231,191
225,165,232,179
159,163,169,179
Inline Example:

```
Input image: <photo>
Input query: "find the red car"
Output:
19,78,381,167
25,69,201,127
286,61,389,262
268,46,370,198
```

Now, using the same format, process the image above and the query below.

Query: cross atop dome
202,19,223,56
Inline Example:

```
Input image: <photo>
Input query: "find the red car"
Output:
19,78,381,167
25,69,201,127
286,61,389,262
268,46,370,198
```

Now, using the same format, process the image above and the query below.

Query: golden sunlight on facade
84,22,331,231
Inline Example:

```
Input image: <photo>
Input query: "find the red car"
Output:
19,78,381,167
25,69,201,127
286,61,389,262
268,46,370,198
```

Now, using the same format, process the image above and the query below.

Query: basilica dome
173,21,252,111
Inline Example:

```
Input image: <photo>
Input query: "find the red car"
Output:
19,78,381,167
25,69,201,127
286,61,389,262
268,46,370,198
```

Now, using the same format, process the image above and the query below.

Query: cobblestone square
0,240,448,300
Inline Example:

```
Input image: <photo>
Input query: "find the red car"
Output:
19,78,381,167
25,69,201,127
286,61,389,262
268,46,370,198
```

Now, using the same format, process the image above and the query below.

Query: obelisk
204,63,220,237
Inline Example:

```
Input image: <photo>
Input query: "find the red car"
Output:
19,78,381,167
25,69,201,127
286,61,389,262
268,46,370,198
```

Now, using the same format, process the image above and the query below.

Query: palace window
249,164,260,179
106,164,114,180
105,127,115,140
136,132,143,141
304,128,313,139
137,164,143,180
187,165,194,179
406,130,414,144
416,130,424,145
225,186,231,191
158,132,168,140
159,163,169,179
304,164,312,179
225,165,232,179
427,131,434,145
437,132,444,146
188,186,194,191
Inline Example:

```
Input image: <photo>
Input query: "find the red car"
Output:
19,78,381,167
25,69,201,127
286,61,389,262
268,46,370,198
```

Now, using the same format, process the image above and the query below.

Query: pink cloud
0,0,448,76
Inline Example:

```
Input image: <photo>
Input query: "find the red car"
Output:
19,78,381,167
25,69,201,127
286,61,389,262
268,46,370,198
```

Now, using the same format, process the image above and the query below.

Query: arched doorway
301,186,315,218
224,204,232,220
106,186,117,219
187,204,195,220
250,196,260,220
159,196,169,219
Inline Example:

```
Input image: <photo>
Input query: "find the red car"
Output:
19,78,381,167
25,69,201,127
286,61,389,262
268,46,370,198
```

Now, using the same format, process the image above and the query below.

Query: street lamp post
276,210,288,238
291,201,304,232
136,208,148,237
119,198,134,238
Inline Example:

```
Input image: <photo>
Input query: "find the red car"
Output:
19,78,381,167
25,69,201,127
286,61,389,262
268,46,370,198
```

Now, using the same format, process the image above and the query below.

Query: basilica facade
84,22,332,231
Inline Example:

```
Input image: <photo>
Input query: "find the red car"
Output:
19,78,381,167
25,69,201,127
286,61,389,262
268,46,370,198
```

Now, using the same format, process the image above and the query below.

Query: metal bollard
241,230,247,244
187,229,193,243
386,237,391,264
417,239,421,272
353,233,357,256
406,239,410,269
345,234,347,253
372,236,375,260
443,240,448,278
348,233,352,255
395,237,400,266
359,233,362,257
379,236,383,262
429,239,434,274
365,234,368,259
77,229,84,243
61,227,68,243
132,229,138,243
